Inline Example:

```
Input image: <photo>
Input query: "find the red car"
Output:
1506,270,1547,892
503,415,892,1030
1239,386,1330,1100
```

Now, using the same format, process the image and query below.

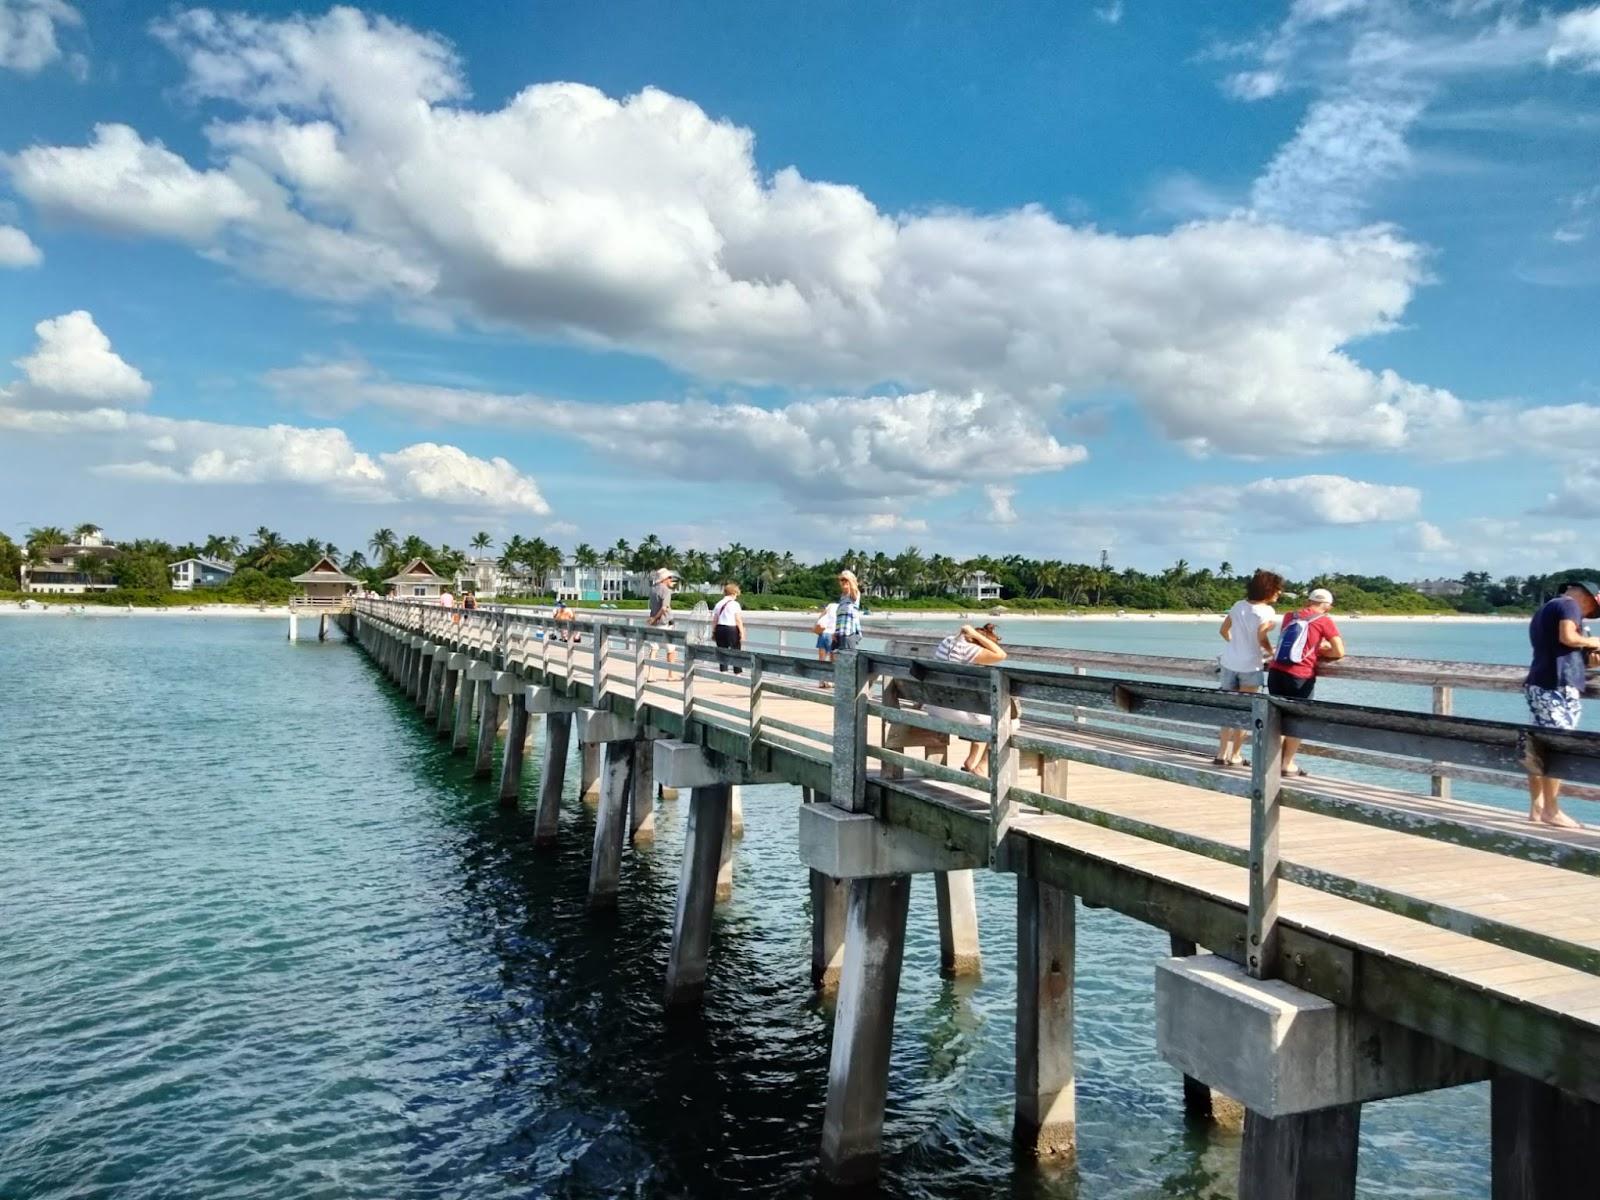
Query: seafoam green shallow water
1,616,1521,1198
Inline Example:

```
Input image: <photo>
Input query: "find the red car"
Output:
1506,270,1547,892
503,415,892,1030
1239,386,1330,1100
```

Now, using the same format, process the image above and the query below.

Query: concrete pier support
664,783,733,1008
410,644,428,703
533,712,572,846
934,870,981,978
287,611,298,642
819,874,911,1187
588,737,636,907
1491,1071,1600,1199
451,665,474,752
1170,934,1219,1121
810,870,848,991
629,736,656,843
473,679,499,778
716,797,735,903
1015,876,1075,1159
436,664,458,737
1239,1107,1360,1200
580,742,601,805
497,692,530,806
318,612,329,641
729,785,744,838
422,653,443,715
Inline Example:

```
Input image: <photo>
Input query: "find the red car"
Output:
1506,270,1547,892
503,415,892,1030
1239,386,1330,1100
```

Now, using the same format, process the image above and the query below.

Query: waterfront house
291,556,360,604
21,527,120,594
958,571,1004,602
385,557,445,599
168,557,236,591
454,556,503,599
1412,577,1467,598
546,561,637,602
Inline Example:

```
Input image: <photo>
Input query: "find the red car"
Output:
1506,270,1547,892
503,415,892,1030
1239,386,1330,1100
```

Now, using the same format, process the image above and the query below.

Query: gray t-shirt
649,581,672,624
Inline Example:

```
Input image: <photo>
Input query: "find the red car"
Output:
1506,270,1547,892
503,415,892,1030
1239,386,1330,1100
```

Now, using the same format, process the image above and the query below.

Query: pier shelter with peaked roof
291,556,360,605
384,557,444,599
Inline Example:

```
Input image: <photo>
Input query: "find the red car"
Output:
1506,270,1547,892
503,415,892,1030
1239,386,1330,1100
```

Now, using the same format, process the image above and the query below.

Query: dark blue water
1,616,1499,1198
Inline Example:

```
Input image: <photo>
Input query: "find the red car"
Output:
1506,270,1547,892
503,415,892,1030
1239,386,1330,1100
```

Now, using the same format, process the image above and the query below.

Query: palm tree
202,534,233,561
604,538,630,568
72,522,101,542
1219,561,1234,579
343,550,368,574
573,542,600,569
25,526,68,560
470,531,493,554
369,528,397,561
251,530,291,572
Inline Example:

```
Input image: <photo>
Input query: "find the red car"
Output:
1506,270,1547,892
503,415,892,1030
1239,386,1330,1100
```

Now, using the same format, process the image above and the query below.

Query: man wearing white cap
647,566,678,672
1265,586,1345,776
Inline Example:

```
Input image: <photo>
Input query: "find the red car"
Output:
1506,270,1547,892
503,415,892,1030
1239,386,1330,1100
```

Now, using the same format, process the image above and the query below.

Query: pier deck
345,598,1600,1193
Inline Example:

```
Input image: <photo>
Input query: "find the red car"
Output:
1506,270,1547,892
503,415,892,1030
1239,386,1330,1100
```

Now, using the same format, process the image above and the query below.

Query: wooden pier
341,598,1600,1198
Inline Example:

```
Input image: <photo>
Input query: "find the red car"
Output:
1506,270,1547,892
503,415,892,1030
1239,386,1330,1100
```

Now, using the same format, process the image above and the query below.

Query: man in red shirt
1266,587,1346,776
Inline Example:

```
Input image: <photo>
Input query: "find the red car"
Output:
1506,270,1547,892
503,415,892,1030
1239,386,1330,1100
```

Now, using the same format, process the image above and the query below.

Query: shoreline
0,601,1521,624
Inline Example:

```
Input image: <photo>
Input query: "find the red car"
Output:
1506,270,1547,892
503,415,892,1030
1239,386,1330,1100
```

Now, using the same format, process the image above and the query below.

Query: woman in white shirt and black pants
1215,568,1284,766
712,583,747,674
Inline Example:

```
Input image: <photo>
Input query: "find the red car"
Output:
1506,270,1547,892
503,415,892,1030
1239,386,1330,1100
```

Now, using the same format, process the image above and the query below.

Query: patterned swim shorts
1525,685,1582,731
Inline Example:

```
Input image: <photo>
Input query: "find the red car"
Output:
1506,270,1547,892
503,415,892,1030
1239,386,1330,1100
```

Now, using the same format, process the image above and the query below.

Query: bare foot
1543,809,1584,830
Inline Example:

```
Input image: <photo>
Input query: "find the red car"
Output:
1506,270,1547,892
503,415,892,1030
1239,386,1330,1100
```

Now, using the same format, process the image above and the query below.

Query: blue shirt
1527,595,1588,691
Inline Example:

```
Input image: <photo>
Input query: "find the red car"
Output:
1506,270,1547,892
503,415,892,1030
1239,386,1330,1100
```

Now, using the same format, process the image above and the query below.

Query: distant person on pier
1265,587,1345,777
1523,580,1600,827
647,567,679,676
711,582,747,674
462,591,476,621
832,569,863,655
440,589,459,625
1215,569,1284,766
927,623,1007,776
813,598,840,684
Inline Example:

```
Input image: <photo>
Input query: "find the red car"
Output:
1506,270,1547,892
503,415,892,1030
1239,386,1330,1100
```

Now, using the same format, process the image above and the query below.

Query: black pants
714,623,742,673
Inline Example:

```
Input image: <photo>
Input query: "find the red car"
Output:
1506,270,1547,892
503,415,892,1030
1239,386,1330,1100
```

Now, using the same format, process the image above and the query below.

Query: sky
1,0,1598,579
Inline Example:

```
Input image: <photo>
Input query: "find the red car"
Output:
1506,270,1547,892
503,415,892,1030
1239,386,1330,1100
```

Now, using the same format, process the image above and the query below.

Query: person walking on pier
647,567,678,676
1266,587,1345,777
1523,580,1600,827
1215,569,1283,766
711,582,747,674
928,623,1007,775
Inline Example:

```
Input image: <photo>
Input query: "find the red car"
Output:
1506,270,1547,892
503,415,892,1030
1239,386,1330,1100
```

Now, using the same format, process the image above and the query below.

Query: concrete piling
1015,876,1075,1159
1239,1107,1360,1200
580,742,601,805
588,737,635,907
437,662,460,739
819,874,911,1187
934,869,981,978
664,783,733,1008
810,870,848,991
497,692,529,806
629,736,656,843
533,712,572,846
473,679,499,777
1490,1072,1600,1199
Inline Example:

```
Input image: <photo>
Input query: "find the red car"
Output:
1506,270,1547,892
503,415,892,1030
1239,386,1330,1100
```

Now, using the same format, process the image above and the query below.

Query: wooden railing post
682,640,697,729
1247,693,1284,979
831,651,872,812
989,667,1020,858
747,654,765,758
635,629,648,709
592,621,608,700
1432,684,1452,799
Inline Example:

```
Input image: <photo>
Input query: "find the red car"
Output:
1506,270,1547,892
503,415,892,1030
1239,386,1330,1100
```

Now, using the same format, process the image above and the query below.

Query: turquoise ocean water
0,615,1548,1198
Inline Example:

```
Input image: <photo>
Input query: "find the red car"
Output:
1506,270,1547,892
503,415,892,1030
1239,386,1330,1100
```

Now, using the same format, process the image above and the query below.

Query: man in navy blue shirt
1525,580,1600,826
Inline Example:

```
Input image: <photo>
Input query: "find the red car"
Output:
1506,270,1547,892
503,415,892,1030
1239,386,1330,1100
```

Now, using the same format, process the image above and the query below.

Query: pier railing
357,597,1600,987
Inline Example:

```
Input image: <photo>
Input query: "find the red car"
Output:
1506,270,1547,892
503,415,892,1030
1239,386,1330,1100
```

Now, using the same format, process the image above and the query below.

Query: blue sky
2,0,1599,578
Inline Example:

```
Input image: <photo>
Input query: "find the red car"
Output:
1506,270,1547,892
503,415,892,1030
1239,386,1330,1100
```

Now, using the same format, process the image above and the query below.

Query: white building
958,571,1003,602
385,557,446,599
169,557,236,591
454,557,504,599
1412,578,1466,598
544,562,638,602
21,527,120,594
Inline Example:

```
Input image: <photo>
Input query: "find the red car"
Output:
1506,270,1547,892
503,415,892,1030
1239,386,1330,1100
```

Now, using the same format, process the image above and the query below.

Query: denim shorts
1219,667,1265,690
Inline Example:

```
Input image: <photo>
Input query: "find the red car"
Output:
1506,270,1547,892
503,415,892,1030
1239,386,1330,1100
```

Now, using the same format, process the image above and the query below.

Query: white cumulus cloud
0,312,548,514
0,223,41,266
4,310,151,407
0,0,78,73
1,6,1469,458
1549,7,1600,71
1236,473,1420,524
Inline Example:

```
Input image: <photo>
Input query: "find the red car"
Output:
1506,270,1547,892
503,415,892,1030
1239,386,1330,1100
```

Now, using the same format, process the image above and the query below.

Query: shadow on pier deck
341,599,1600,1198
